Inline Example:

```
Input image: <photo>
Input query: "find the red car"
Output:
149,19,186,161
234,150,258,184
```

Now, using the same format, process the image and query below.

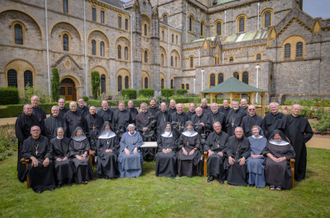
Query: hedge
121,89,137,99
0,102,59,118
161,89,175,97
0,87,19,105
139,89,154,98
176,89,188,96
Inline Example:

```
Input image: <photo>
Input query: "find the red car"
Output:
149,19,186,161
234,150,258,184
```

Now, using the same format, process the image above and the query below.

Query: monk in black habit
84,106,104,135
15,104,41,182
205,122,229,184
191,107,211,135
77,98,90,120
113,101,131,129
263,102,287,138
155,123,178,178
31,95,46,127
97,100,113,124
22,126,55,193
96,121,120,179
64,101,83,137
147,98,160,116
58,98,69,118
186,103,196,121
225,100,246,136
240,98,249,115
50,127,74,188
177,121,202,177
208,103,226,132
201,98,211,114
126,100,139,123
44,106,67,140
135,103,153,139
155,102,171,134
285,104,313,181
168,99,177,114
241,105,264,137
170,103,189,132
218,99,233,118
226,127,250,186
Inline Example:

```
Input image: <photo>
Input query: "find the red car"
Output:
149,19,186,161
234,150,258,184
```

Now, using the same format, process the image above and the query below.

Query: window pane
218,73,223,84
92,8,96,21
200,22,203,36
171,56,173,66
285,44,291,59
100,42,104,57
233,72,239,80
125,19,128,30
242,72,249,84
190,57,193,68
118,75,122,91
163,15,167,24
217,23,221,35
265,12,271,27
186,84,189,90
161,54,164,65
63,34,69,51
118,16,122,28
181,84,184,89
229,57,233,63
92,40,96,55
67,87,72,95
14,24,23,45
60,87,66,96
144,77,148,89
189,17,192,31
118,45,121,59
101,75,106,93
256,53,261,60
239,18,244,32
125,76,129,89
7,69,17,88
63,0,68,13
172,34,174,43
101,11,104,24
24,70,33,87
296,42,303,58
161,78,164,89
125,47,128,60
175,57,177,67
144,24,147,36
145,51,148,63
171,79,174,89
176,36,178,44
210,74,215,86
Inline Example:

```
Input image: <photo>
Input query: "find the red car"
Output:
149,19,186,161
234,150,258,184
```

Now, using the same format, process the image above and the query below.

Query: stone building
0,0,329,102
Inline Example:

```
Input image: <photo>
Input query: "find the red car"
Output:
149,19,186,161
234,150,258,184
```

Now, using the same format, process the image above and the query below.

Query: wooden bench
20,158,30,189
203,152,296,189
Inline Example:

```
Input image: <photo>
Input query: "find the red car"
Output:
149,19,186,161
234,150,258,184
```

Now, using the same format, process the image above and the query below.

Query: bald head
69,101,77,112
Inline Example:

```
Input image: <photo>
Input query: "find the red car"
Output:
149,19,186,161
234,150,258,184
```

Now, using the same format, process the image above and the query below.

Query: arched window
144,50,148,63
181,84,184,89
91,40,96,55
100,42,105,57
242,72,249,84
265,12,271,28
162,31,164,40
233,72,239,80
172,34,174,43
118,16,122,28
218,73,224,84
229,56,234,63
296,42,303,58
92,7,97,21
171,56,173,67
144,24,147,36
161,78,164,89
63,0,68,13
284,43,291,59
186,84,189,91
190,56,194,68
216,22,221,36
101,10,105,24
118,75,122,91
189,17,192,31
24,70,33,87
163,15,168,24
7,69,17,87
239,17,245,32
144,77,148,89
14,24,23,45
101,74,106,93
175,57,178,67
125,76,129,89
210,74,215,87
256,53,261,60
200,22,204,36
161,54,164,65
171,79,174,89
63,34,69,51
117,45,121,59
124,47,128,60
176,35,178,44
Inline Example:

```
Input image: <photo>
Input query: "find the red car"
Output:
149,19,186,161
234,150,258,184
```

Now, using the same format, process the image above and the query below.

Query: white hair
51,105,59,110
201,98,208,103
292,104,302,110
141,103,148,107
269,102,279,108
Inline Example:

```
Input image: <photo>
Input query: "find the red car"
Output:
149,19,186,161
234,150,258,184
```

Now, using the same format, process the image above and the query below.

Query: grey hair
90,106,96,110
30,125,41,131
292,104,302,110
56,127,64,132
31,95,39,101
235,126,243,132
213,121,222,127
51,105,60,110
196,107,202,111
170,99,176,103
232,100,239,104
201,98,208,103
140,103,148,107
23,104,31,109
269,102,279,108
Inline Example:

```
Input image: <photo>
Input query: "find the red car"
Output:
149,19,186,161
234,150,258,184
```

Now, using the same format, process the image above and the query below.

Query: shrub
82,96,89,101
0,87,19,105
176,89,188,96
91,71,101,99
121,89,137,99
20,85,52,104
161,89,175,97
0,103,58,118
139,89,154,98
51,68,60,102
0,125,17,161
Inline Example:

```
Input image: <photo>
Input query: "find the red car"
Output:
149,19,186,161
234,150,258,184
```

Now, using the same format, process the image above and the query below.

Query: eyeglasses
249,109,255,111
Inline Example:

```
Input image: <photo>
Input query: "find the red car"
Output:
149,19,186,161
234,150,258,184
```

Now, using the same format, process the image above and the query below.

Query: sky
121,0,330,19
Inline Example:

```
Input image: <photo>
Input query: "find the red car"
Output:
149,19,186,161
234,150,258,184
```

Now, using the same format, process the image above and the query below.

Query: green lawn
1,148,329,217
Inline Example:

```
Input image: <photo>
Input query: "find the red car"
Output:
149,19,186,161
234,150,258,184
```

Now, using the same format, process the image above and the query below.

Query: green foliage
19,85,52,104
91,71,101,99
0,103,57,118
176,89,188,96
51,68,60,102
139,89,154,98
82,96,89,101
0,125,17,161
161,89,175,97
0,87,19,105
283,97,330,107
121,89,137,99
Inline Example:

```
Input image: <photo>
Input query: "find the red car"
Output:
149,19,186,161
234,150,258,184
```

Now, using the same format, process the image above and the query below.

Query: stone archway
59,73,83,101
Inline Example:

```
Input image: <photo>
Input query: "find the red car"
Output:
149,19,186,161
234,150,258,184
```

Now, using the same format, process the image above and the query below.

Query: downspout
130,14,133,88
225,10,227,36
84,0,88,96
258,2,260,30
185,2,187,42
167,26,170,88
45,0,50,94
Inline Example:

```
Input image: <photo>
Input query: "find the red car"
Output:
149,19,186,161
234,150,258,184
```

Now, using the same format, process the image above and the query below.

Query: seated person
204,122,229,184
155,122,178,178
96,121,120,179
226,127,250,186
50,127,74,188
246,125,267,188
191,107,211,135
22,126,55,193
118,124,143,178
262,130,295,191
177,121,201,177
69,127,93,184
135,103,153,140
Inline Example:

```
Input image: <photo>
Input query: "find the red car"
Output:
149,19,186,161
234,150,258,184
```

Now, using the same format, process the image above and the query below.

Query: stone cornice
86,0,129,16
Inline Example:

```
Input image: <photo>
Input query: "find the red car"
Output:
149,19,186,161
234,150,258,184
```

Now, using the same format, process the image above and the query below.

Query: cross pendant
92,125,96,130
35,151,38,155
231,122,235,127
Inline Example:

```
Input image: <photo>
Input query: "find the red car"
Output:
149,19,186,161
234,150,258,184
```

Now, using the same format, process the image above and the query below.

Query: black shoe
114,175,118,179
57,184,62,188
249,184,255,187
50,188,55,191
297,178,303,182
34,190,43,194
218,179,224,184
207,176,214,182
67,183,72,187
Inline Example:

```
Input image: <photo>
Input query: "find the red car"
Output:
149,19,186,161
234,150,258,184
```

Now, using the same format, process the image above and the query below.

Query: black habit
208,111,226,132
135,111,153,139
32,106,46,124
201,105,211,114
126,107,139,123
241,114,264,137
147,106,160,117
44,115,67,140
186,111,196,121
84,113,104,134
204,131,229,179
58,107,69,118
22,135,55,192
64,110,83,137
191,113,212,134
97,108,113,124
225,135,250,186
113,109,131,129
285,115,313,180
155,110,171,134
225,108,247,136
263,112,287,138
218,106,233,118
170,112,189,130
168,107,177,114
77,105,89,119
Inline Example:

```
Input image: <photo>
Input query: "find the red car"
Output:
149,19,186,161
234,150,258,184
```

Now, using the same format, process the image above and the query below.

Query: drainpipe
258,2,260,30
130,14,133,88
84,0,88,96
45,0,50,94
167,27,170,88
225,10,227,36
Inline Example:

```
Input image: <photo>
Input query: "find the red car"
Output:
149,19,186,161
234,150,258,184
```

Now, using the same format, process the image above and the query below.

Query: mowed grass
0,148,329,218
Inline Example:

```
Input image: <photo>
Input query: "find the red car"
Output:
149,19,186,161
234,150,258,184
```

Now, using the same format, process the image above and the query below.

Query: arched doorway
60,78,76,101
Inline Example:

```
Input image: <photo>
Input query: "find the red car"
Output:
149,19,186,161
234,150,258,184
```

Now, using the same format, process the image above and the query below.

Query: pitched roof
200,77,267,93
101,0,124,9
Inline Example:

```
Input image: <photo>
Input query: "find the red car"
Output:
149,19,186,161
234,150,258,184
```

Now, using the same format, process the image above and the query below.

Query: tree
91,71,101,99
51,68,60,102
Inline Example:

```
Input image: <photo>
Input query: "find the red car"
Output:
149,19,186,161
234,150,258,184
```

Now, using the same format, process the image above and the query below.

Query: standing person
64,101,83,137
285,104,313,181
186,103,196,121
204,122,229,184
96,121,120,179
84,106,104,135
31,95,46,126
44,106,67,140
201,98,211,114
147,98,160,117
21,126,55,193
77,98,90,120
155,102,171,134
226,127,250,186
191,107,211,135
177,121,201,177
126,100,139,124
97,100,113,124
58,98,69,118
50,127,74,188
241,105,264,137
208,103,226,132
135,103,153,139
240,98,249,114
168,99,177,114
263,102,287,138
225,100,246,136
113,101,131,129
118,124,143,178
218,99,233,118
170,103,189,132
15,104,40,182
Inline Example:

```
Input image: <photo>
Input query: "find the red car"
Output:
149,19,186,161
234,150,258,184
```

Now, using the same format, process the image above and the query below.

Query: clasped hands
182,148,195,156
162,149,172,154
30,156,49,167
228,156,245,166
208,150,223,158
124,147,138,156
